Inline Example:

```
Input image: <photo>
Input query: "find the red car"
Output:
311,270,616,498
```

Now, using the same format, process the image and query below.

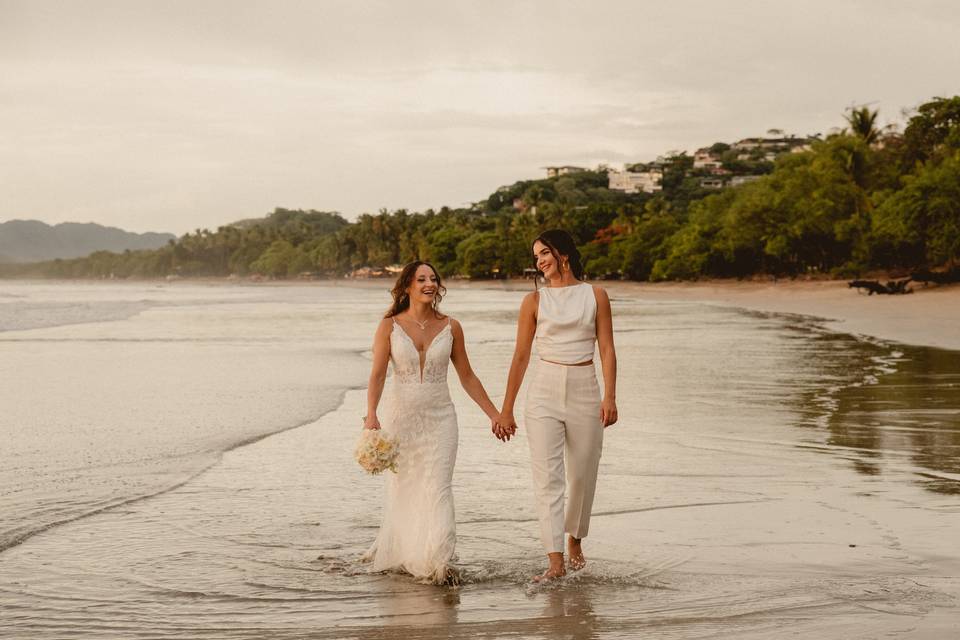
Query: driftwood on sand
848,268,958,295
848,279,913,295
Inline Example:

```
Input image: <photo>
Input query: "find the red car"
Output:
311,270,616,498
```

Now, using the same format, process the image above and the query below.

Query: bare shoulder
591,284,610,303
375,316,394,333
521,290,539,308
448,317,466,348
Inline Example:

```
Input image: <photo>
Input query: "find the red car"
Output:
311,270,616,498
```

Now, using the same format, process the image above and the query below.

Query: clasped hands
490,412,517,442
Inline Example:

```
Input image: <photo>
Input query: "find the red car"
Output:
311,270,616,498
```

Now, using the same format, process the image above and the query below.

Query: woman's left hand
600,398,618,428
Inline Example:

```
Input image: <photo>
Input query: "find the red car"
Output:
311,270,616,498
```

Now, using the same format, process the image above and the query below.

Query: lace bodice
390,321,453,385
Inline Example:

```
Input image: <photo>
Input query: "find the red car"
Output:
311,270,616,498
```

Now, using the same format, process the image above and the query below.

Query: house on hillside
733,137,787,151
545,165,588,178
699,177,724,189
693,148,723,171
733,136,816,152
731,175,762,187
608,166,663,194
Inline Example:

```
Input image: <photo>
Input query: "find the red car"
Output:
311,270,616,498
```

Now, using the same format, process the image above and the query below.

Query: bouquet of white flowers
355,428,399,475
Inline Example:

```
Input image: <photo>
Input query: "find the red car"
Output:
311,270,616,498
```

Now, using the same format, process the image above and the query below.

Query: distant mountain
0,220,177,263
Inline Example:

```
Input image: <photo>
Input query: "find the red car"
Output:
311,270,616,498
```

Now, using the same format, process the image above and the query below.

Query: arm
499,291,539,432
594,286,618,427
449,318,500,422
364,317,393,430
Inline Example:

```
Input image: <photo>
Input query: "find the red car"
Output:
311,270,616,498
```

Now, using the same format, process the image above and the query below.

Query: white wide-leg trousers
524,360,604,553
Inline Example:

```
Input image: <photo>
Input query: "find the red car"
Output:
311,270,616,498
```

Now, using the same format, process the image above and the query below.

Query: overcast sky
2,0,959,235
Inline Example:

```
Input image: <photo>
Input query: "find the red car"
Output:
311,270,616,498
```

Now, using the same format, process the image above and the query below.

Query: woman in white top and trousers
498,229,618,582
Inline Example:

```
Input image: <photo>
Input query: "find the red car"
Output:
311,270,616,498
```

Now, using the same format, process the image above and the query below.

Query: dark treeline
4,96,959,281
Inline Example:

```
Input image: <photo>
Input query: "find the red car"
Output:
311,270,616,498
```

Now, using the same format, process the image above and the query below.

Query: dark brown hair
385,261,446,318
532,229,584,285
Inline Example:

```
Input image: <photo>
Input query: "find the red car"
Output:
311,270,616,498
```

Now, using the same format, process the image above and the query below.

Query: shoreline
329,276,960,352
4,276,959,351
604,279,960,352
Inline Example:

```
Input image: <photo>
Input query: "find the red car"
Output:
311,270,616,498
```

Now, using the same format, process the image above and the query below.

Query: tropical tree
844,106,880,145
457,232,502,278
872,151,960,268
901,96,960,166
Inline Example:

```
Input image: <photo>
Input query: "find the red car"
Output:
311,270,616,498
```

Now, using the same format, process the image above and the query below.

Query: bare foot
567,536,586,571
531,566,566,583
532,552,566,582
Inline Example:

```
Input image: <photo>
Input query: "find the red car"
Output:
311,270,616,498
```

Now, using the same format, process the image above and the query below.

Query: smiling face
533,240,563,279
406,264,439,305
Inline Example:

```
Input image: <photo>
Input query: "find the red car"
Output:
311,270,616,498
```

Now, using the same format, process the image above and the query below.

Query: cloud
1,0,959,233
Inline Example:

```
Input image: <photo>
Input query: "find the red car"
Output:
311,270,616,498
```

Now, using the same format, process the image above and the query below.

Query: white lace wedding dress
363,318,458,583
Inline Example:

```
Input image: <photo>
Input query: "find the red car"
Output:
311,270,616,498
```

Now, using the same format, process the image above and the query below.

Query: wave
0,300,160,332
0,389,357,556
0,457,218,554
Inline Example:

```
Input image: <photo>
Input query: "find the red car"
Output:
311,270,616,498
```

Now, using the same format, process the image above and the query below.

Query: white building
730,175,762,187
693,148,723,171
699,177,724,189
545,165,588,178
608,166,663,194
732,137,790,151
733,136,815,153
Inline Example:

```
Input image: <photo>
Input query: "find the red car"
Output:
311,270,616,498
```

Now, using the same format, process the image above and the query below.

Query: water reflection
371,576,461,626
536,585,598,640
794,329,960,494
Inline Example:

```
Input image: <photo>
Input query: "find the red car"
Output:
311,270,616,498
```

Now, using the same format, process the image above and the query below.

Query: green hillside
3,96,958,281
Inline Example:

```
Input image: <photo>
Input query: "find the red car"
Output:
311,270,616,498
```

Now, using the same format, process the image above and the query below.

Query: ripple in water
1,284,958,638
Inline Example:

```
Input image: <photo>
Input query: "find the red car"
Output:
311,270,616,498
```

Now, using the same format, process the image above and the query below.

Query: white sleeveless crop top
535,282,597,364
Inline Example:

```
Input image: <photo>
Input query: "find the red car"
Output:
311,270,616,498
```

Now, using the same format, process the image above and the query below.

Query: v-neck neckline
393,320,451,383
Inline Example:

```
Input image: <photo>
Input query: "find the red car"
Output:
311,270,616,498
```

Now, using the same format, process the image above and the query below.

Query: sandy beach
606,279,960,352
319,276,960,351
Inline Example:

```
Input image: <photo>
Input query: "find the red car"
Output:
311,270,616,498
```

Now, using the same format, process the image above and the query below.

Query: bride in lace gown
361,261,504,584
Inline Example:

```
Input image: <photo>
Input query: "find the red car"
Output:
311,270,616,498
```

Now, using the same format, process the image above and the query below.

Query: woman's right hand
497,411,517,438
363,414,381,430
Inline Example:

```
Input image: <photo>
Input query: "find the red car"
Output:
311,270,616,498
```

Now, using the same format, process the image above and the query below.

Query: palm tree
845,106,880,145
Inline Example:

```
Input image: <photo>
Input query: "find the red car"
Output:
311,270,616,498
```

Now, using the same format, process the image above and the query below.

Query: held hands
491,412,518,442
601,397,618,427
363,414,381,430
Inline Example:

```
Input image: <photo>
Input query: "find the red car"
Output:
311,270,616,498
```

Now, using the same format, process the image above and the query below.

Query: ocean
1,280,957,638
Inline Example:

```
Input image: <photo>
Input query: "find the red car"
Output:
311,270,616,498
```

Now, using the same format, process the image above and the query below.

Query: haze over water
0,281,957,638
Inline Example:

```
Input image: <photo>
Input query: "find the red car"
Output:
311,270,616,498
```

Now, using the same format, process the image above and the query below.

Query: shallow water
0,281,372,552
0,281,957,638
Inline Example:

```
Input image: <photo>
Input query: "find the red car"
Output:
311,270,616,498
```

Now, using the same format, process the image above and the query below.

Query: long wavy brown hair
384,261,447,318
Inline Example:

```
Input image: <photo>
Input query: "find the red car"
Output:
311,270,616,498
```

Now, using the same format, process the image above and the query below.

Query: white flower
354,429,399,475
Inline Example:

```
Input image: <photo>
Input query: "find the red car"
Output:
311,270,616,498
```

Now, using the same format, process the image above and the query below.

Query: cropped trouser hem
524,360,603,554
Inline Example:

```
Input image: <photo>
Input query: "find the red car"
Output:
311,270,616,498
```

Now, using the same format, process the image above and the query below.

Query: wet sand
331,276,960,350
1,280,958,638
604,279,960,352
